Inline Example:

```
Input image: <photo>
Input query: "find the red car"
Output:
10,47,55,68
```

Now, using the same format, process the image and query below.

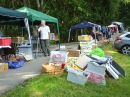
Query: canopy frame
68,21,99,43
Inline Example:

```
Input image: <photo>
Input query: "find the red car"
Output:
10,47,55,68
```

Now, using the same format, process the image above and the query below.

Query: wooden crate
11,37,24,43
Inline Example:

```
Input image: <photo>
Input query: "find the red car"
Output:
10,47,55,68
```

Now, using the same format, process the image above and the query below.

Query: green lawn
1,43,130,97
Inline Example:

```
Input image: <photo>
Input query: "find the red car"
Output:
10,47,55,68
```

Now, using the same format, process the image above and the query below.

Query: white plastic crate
67,68,89,85
17,45,32,55
84,62,106,85
86,62,106,76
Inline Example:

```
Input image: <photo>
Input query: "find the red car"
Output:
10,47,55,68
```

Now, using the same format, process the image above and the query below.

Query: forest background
0,0,130,42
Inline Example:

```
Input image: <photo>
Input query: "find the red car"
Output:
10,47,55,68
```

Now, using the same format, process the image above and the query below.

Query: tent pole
93,26,96,44
76,30,78,42
31,21,37,58
21,27,23,37
68,29,71,43
56,23,60,51
81,29,83,35
24,18,31,45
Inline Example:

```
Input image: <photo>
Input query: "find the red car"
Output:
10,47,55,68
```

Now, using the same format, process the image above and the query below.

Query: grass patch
1,43,130,97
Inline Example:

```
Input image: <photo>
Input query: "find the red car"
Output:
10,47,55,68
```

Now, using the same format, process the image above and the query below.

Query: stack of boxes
66,49,81,70
78,35,97,55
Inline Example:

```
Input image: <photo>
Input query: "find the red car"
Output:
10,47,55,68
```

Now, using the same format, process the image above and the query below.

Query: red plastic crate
0,37,11,46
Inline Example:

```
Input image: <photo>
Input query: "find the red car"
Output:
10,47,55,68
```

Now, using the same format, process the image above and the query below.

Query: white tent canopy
108,24,117,28
112,21,125,31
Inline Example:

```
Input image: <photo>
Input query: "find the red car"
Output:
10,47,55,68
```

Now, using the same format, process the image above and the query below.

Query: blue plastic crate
6,58,25,69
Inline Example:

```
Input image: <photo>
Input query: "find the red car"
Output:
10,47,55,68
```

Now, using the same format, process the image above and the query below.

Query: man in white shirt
38,20,50,56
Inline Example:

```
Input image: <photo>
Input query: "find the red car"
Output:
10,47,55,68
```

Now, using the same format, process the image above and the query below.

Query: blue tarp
70,21,99,29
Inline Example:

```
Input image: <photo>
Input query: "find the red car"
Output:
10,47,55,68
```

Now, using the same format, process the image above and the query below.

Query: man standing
101,26,107,39
38,20,50,56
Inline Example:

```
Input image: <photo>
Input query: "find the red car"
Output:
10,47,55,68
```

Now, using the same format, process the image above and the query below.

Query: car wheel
121,45,130,55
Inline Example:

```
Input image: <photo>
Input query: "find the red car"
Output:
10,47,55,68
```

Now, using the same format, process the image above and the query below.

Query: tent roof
107,24,117,28
16,6,58,23
112,21,123,25
0,7,27,21
70,21,99,29
16,6,60,35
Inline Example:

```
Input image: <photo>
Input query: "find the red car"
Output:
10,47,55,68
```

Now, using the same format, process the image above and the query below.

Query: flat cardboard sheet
24,55,33,61
76,55,90,69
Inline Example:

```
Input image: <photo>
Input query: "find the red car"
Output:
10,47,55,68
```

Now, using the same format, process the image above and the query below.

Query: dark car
114,32,130,55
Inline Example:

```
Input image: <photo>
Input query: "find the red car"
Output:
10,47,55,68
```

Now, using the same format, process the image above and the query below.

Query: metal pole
21,27,23,37
93,26,97,44
68,29,71,43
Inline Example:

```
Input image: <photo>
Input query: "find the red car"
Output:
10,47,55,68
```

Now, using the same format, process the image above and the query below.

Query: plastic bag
49,51,69,63
89,48,105,57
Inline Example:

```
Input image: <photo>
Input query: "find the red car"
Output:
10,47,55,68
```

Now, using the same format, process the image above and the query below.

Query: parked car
114,32,130,55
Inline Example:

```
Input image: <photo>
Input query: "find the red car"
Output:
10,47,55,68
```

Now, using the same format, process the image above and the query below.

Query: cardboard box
67,57,79,63
92,44,98,49
16,55,24,59
67,49,80,57
80,41,94,46
66,57,81,70
80,46,92,55
42,62,61,73
76,55,90,69
11,37,24,43
78,35,92,42
0,63,8,72
55,33,59,40
80,46,92,51
24,55,33,61
50,33,59,40
66,50,80,70
80,51,91,56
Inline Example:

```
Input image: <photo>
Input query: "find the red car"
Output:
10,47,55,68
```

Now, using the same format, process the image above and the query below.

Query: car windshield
125,34,130,38
120,32,130,37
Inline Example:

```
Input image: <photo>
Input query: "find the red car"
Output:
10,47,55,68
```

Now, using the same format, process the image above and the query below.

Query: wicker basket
42,62,64,75
46,68,64,75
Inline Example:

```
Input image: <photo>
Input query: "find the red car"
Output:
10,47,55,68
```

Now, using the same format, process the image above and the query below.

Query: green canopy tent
16,6,60,52
16,6,60,38
0,7,27,21
0,7,31,44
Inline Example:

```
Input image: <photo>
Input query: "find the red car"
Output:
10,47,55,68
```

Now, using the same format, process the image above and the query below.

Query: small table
0,46,11,48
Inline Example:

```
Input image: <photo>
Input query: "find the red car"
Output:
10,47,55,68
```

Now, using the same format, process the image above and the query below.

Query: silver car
114,32,130,55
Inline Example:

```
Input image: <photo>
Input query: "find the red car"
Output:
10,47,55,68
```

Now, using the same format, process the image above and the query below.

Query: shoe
44,55,47,57
48,54,50,56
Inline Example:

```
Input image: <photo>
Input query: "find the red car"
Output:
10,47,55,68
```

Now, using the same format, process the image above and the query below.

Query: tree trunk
23,0,26,6
36,0,40,10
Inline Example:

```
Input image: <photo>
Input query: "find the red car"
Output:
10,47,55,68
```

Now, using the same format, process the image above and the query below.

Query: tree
0,0,125,42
